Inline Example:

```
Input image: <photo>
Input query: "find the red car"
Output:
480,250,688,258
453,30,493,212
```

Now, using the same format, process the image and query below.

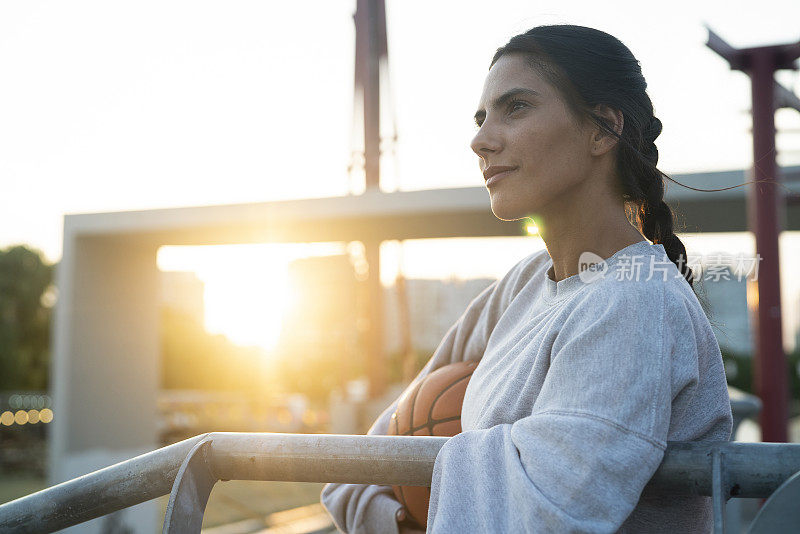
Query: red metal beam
706,28,800,443
748,48,788,443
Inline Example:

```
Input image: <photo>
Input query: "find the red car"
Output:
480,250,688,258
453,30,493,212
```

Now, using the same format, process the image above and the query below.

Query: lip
484,167,517,187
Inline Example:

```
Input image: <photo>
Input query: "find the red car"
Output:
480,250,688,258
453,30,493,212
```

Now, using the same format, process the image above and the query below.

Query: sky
2,0,800,349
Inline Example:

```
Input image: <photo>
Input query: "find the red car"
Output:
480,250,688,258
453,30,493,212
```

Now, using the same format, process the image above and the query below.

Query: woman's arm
426,282,726,532
320,251,545,533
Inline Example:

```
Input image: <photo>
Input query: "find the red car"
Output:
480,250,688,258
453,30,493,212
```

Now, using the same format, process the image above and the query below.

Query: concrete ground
201,503,335,534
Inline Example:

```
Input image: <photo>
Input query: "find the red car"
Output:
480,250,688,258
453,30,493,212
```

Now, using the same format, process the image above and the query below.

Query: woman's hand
396,508,425,533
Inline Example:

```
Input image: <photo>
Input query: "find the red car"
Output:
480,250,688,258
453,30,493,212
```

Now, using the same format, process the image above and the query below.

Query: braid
619,114,695,287
641,116,660,166
639,199,694,287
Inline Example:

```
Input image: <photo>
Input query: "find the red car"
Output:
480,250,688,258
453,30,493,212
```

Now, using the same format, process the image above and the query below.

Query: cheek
518,122,583,172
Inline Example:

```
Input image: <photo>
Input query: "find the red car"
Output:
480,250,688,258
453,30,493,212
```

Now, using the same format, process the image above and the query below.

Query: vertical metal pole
748,49,788,443
365,239,386,398
362,0,381,192
354,0,388,399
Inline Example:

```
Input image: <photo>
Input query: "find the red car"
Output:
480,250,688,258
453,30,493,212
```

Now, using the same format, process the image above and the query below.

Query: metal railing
1,394,797,533
0,432,799,533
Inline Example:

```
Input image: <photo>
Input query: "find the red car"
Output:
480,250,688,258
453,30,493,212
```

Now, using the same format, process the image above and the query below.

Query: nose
470,124,502,163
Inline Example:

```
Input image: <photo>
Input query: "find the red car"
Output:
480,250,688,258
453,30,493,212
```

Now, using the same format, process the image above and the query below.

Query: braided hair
490,25,696,288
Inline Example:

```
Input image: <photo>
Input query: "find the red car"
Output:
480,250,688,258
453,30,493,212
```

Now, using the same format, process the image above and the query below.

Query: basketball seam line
400,414,462,436
408,380,421,438
397,370,473,436
425,373,471,435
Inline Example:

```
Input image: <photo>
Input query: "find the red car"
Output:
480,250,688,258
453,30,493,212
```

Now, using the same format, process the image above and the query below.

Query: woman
321,24,732,533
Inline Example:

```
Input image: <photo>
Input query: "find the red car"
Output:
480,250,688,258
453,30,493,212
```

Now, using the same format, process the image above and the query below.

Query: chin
489,199,528,221
488,192,536,221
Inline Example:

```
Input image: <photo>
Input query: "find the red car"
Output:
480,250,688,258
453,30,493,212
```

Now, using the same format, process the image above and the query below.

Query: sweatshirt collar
542,240,663,304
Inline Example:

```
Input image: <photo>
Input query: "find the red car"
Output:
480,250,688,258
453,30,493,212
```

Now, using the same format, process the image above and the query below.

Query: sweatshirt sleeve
427,282,681,533
320,269,517,533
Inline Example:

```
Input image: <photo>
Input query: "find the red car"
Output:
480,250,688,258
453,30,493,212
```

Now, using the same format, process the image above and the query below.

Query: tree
0,245,54,390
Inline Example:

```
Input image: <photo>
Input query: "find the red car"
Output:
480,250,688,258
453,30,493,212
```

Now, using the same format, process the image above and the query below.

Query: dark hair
490,25,697,287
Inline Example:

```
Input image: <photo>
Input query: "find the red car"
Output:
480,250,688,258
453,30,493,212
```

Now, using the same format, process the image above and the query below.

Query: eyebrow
473,88,541,125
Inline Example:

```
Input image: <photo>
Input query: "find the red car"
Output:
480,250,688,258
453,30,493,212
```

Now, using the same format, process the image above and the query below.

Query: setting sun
157,243,346,351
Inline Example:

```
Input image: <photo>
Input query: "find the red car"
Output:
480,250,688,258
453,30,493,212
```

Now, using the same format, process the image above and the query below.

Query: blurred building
159,271,205,325
157,390,324,445
701,265,753,355
384,277,495,354
275,255,359,396
279,254,359,354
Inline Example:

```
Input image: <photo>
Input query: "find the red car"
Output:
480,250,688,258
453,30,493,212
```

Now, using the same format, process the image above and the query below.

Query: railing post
712,446,728,534
162,439,218,533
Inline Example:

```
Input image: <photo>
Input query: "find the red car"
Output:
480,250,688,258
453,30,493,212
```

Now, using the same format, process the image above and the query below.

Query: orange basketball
387,359,478,529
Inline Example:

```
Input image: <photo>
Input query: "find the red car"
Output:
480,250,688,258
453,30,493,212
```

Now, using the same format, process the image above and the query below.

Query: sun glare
157,243,345,351
202,259,290,350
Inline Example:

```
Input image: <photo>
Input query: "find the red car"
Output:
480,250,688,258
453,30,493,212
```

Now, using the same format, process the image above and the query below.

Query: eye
473,100,528,129
509,100,528,113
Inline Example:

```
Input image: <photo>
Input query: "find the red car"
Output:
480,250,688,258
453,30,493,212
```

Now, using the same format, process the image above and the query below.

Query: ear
590,104,624,156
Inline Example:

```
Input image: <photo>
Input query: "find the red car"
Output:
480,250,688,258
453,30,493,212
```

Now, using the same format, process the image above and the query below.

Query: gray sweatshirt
321,239,733,533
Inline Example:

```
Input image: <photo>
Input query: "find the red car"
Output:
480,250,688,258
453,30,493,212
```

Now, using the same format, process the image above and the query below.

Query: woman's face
471,54,596,221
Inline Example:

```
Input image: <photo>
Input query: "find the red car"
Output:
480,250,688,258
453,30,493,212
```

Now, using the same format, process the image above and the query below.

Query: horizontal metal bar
208,433,447,486
1,434,799,533
730,398,761,421
651,441,800,498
